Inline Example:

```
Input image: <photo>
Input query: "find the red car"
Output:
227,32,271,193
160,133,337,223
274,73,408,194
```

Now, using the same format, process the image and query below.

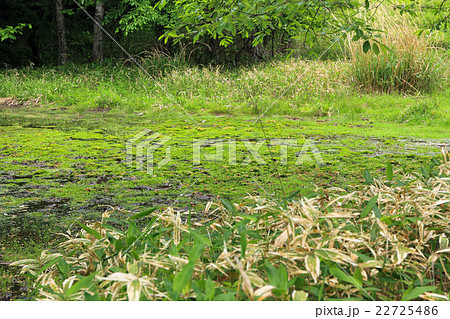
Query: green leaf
127,220,139,239
237,214,258,222
265,263,280,288
364,0,370,10
37,257,62,276
213,292,236,301
66,272,97,297
114,238,124,251
157,0,167,10
189,229,211,247
130,207,159,219
363,170,373,184
352,267,363,286
370,224,379,242
378,42,391,53
225,22,236,36
265,263,279,286
172,262,194,293
372,42,380,55
103,217,127,226
188,241,205,262
386,162,393,181
402,286,437,301
278,264,288,291
356,29,364,39
78,222,102,240
352,34,360,42
292,290,308,301
205,277,216,300
285,190,301,202
221,198,236,214
373,204,382,219
361,195,378,219
57,259,71,276
130,249,140,261
237,221,248,258
240,232,247,258
217,21,226,34
329,265,360,287
163,278,179,300
363,40,371,53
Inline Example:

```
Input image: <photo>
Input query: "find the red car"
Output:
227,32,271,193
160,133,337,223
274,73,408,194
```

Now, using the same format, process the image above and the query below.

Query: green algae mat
1,107,448,241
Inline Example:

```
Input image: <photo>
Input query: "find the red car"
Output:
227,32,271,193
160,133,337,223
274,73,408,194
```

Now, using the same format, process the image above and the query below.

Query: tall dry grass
346,5,441,93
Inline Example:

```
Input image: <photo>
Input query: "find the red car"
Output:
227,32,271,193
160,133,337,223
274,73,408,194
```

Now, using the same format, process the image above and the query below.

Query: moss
1,109,445,229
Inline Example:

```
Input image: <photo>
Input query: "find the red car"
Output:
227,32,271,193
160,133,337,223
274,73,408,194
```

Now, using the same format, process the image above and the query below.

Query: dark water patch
21,123,58,130
0,173,35,180
0,213,61,239
122,195,174,206
0,277,31,301
40,176,77,184
20,197,71,215
185,192,215,202
78,195,119,212
130,185,157,191
399,138,450,149
0,180,29,186
7,160,55,169
68,155,99,160
69,137,104,141
2,189,39,199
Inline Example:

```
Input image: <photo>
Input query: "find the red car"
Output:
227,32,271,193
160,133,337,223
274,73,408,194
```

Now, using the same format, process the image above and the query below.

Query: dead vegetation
0,97,40,108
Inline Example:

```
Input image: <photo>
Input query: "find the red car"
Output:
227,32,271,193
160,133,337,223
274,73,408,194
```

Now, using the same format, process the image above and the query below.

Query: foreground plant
12,155,450,301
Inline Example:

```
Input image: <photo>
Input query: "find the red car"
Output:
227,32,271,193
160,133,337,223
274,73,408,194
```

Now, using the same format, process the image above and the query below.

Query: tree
155,0,428,57
55,0,68,65
157,0,355,47
93,1,105,62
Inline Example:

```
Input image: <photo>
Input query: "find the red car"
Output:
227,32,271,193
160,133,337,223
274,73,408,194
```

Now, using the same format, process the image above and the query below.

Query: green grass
1,59,449,125
346,5,444,94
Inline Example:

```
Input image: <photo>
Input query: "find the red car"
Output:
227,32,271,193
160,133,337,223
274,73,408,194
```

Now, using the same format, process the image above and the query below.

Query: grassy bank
1,59,449,126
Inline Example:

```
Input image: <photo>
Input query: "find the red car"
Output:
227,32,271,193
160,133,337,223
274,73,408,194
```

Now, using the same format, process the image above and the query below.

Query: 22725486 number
376,306,438,316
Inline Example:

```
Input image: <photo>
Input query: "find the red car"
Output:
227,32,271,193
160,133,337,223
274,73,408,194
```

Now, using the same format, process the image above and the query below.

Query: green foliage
117,0,172,35
80,0,173,35
3,0,450,67
397,98,439,124
360,195,378,219
158,0,375,51
402,286,437,301
419,0,450,33
0,23,31,42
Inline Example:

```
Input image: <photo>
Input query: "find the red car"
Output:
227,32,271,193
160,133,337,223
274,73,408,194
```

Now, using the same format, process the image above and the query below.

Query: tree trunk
27,30,42,66
93,1,105,62
117,28,124,59
55,0,68,65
